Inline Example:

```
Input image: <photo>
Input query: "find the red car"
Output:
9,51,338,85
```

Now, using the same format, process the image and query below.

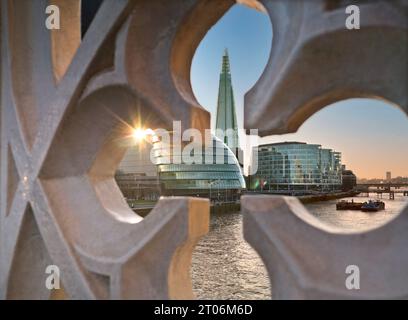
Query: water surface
191,194,408,299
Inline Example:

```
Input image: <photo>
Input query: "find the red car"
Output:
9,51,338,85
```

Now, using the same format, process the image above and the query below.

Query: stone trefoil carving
1,0,407,300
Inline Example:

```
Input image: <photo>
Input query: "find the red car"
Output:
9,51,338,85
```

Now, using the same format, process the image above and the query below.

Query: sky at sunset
191,4,408,179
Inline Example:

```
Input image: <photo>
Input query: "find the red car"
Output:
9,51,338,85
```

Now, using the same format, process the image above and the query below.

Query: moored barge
336,200,364,210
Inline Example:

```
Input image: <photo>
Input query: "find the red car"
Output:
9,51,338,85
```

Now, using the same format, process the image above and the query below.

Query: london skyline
191,4,408,179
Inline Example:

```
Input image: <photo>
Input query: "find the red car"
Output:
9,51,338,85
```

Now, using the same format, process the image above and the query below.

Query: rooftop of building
256,141,318,148
254,142,343,153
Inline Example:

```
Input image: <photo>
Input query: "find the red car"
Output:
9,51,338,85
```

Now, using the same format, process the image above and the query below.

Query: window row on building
250,142,342,193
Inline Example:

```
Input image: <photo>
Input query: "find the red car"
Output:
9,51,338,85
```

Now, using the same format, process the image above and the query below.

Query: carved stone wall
245,0,408,135
243,0,408,299
0,0,225,299
1,0,407,299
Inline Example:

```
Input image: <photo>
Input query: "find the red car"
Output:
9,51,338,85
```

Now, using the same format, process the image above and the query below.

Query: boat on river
336,200,364,210
361,200,385,212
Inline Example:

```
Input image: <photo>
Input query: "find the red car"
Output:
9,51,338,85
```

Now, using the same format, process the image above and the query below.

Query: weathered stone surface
2,0,407,300
0,0,221,299
245,0,408,135
242,196,408,299
242,0,408,300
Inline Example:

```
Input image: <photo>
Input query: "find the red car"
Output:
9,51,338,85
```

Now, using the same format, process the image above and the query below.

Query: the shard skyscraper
215,49,242,163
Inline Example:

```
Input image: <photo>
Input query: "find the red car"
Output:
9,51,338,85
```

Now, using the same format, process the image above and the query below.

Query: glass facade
117,134,245,201
251,142,342,193
116,140,160,201
215,49,239,150
152,135,246,200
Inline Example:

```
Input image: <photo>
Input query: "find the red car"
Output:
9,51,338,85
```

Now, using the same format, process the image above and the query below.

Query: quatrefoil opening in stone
242,0,408,300
1,0,243,299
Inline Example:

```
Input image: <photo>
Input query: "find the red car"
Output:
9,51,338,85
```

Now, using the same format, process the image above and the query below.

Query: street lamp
209,180,217,203
216,179,220,202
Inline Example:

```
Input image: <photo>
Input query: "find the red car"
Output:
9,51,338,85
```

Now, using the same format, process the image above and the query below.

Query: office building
251,142,342,194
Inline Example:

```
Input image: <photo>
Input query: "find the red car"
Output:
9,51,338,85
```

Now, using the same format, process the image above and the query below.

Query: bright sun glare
131,128,154,142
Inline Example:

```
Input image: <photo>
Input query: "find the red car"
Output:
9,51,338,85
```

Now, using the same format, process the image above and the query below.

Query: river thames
191,194,408,299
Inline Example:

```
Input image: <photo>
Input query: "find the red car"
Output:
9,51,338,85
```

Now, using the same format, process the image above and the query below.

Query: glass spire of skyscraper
215,49,239,151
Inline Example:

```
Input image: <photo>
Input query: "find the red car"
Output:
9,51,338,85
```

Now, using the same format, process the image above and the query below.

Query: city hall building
250,142,342,194
116,49,246,202
153,135,245,201
117,135,245,202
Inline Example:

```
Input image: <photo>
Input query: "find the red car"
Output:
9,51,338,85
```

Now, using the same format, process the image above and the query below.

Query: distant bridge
356,183,408,199
357,183,408,189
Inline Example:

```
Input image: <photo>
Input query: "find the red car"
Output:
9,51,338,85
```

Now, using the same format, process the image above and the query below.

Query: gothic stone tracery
1,0,408,300
243,0,408,299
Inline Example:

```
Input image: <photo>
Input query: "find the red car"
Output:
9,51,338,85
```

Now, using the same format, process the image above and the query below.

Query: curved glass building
117,135,245,202
152,135,245,201
251,142,342,193
117,50,246,202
